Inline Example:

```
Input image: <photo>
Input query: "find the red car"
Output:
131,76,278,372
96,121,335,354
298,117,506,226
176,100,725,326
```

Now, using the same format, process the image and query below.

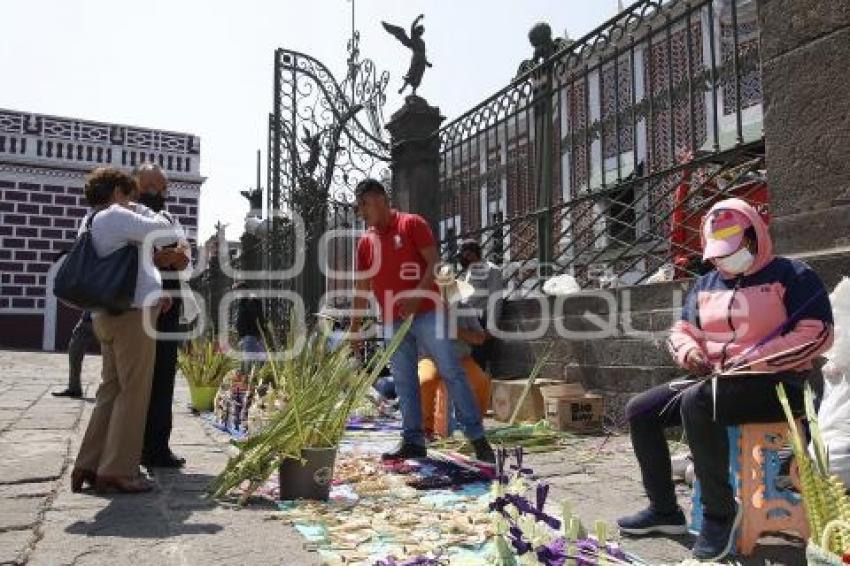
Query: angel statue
240,187,263,215
382,14,432,96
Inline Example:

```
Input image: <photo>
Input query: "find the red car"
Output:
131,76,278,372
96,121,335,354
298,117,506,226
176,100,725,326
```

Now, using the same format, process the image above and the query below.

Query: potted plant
178,338,238,412
209,317,411,502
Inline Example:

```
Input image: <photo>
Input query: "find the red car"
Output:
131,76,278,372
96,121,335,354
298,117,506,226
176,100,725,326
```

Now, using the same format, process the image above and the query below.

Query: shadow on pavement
736,537,806,565
623,531,805,564
64,472,224,539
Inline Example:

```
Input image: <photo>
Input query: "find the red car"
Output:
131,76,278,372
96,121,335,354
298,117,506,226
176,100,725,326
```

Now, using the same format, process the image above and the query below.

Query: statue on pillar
382,15,432,96
240,187,263,216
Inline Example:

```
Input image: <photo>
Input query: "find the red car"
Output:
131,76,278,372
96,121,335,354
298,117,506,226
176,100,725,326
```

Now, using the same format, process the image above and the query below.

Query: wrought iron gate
266,41,391,329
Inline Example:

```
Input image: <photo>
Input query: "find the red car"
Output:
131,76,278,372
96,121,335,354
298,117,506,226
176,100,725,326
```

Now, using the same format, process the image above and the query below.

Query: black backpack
53,211,138,314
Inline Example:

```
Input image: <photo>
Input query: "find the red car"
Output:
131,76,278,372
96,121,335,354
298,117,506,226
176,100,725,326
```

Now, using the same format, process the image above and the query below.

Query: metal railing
436,0,764,295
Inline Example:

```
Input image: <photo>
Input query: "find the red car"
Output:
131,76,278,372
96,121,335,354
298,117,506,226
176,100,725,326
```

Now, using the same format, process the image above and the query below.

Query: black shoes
142,451,186,469
471,437,495,464
617,507,689,536
52,388,83,398
380,442,427,461
379,439,494,463
618,505,740,560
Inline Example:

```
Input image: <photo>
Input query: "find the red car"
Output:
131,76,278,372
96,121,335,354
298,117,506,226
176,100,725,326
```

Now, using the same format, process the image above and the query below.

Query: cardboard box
540,383,585,399
545,394,605,432
490,378,560,423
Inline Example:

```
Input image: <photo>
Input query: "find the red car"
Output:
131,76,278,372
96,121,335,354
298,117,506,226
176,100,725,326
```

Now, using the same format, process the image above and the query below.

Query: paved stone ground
527,439,805,565
0,350,805,565
0,350,317,566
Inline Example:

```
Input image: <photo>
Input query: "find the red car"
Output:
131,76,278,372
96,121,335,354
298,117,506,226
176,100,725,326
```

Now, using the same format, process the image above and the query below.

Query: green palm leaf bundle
777,383,850,560
178,338,239,388
209,317,411,502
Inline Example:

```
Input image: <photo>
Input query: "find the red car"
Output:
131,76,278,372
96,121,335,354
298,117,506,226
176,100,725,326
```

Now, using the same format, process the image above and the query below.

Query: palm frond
178,338,238,388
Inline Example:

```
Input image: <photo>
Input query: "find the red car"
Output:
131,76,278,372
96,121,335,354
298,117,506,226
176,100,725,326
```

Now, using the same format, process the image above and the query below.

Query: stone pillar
759,0,850,216
386,96,445,237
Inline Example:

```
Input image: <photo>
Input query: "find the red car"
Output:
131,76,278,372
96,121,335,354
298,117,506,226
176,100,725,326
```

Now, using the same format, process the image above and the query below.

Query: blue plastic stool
690,422,809,556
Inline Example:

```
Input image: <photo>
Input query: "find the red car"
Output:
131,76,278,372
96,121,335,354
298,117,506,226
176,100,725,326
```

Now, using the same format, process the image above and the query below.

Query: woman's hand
684,348,713,376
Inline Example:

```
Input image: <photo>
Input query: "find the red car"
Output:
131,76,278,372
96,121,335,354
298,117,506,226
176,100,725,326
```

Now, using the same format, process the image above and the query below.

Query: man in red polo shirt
350,179,494,463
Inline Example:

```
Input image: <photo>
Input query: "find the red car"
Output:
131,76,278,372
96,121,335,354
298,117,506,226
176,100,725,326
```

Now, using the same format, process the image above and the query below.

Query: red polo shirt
356,210,439,321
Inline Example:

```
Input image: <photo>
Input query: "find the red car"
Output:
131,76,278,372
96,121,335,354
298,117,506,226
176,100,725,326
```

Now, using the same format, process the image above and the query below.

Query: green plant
177,338,238,388
209,316,412,501
778,383,850,558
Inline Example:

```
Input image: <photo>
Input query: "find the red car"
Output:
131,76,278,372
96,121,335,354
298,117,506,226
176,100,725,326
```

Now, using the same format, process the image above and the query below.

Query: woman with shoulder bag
71,167,181,494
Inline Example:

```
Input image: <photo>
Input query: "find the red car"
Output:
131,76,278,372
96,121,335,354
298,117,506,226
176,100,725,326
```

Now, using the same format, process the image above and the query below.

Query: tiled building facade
0,108,203,350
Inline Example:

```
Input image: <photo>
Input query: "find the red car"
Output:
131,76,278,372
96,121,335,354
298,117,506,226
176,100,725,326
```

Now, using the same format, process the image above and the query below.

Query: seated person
616,198,834,561
419,271,491,438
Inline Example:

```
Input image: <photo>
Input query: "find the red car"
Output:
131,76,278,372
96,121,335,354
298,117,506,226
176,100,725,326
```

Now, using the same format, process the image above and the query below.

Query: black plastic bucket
278,446,338,501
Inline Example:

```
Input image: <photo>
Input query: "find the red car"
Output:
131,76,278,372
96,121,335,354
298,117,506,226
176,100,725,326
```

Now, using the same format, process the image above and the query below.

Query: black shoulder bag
53,211,139,314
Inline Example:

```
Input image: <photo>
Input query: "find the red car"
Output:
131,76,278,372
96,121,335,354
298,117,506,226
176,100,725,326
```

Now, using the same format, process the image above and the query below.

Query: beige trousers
75,307,159,477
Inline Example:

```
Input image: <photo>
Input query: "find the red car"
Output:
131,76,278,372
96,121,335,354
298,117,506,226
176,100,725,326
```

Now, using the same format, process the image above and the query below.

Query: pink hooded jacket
667,199,834,374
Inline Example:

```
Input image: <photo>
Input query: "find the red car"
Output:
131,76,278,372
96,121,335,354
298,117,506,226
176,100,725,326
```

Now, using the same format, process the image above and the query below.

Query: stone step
771,205,850,256
795,248,850,290
501,280,691,323
539,337,673,369
502,247,849,330
567,364,682,392
618,309,679,335
493,335,675,378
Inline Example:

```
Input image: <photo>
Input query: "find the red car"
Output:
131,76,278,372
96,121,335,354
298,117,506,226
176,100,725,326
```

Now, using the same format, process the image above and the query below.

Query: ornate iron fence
266,45,391,329
437,0,764,295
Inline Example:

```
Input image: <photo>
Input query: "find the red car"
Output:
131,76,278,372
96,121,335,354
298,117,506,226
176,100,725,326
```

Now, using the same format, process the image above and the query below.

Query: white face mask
715,247,755,274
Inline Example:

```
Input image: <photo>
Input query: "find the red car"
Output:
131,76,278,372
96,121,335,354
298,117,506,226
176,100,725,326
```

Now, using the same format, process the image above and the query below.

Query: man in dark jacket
135,163,191,469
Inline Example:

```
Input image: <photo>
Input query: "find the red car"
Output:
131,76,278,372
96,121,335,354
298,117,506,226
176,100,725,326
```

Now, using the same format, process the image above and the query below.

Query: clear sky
1,0,619,241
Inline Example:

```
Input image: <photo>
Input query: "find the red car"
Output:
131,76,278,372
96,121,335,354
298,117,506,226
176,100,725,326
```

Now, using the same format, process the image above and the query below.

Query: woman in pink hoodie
617,198,834,561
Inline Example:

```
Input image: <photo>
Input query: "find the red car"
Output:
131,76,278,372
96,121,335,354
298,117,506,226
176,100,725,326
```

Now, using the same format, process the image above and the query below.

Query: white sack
816,276,850,487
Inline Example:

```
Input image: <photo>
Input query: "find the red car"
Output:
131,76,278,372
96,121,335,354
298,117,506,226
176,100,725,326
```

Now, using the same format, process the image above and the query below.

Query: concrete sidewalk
0,350,317,566
0,350,804,565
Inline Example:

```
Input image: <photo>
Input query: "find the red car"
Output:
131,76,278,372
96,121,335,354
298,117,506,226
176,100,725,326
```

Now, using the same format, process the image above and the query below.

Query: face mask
715,247,755,275
138,191,166,212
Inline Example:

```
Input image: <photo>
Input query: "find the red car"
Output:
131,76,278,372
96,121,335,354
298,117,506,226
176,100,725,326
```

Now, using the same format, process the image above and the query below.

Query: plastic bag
645,264,674,284
542,274,581,296
816,276,850,487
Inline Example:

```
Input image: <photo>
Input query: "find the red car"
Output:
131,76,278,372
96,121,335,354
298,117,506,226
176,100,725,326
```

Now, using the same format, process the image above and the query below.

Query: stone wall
759,0,850,216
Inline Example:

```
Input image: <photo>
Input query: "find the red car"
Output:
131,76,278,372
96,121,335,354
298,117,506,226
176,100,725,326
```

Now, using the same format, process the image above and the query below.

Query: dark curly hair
84,167,137,207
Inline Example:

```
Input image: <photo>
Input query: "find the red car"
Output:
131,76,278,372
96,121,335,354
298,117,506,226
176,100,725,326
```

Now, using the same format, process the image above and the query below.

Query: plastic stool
690,421,809,556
